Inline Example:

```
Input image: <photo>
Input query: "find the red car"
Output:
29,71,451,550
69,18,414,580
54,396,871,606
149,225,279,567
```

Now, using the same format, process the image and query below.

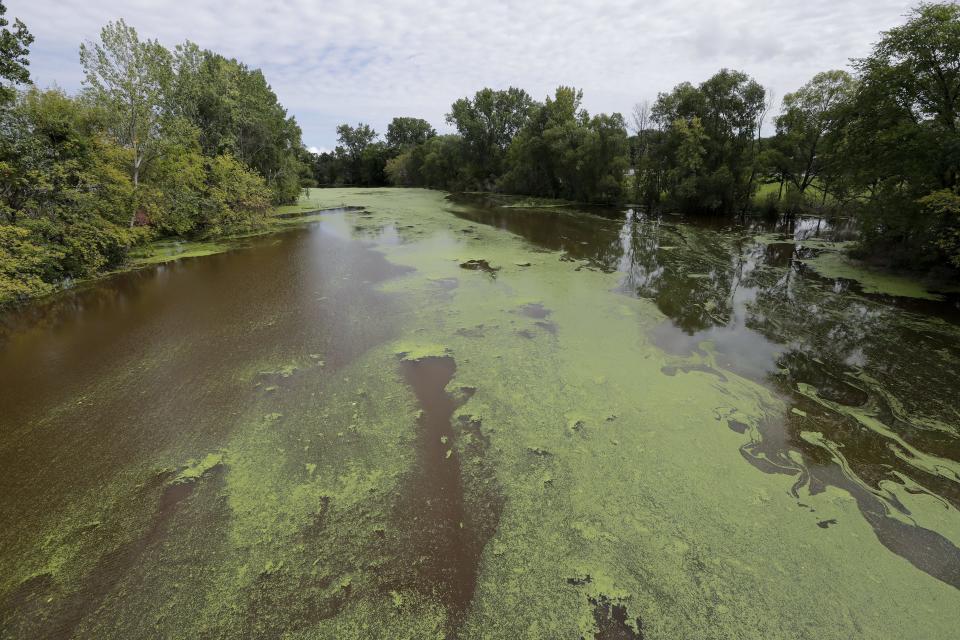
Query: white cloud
11,0,916,148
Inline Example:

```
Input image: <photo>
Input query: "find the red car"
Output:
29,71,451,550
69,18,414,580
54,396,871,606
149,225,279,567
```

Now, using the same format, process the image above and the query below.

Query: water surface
1,189,958,639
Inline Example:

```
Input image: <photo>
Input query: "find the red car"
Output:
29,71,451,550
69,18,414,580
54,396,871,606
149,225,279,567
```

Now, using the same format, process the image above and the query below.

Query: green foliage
79,19,174,207
502,87,629,203
651,69,766,214
0,1,32,104
839,2,960,267
173,43,307,203
773,70,856,197
918,188,960,267
139,140,206,235
384,151,413,186
384,135,469,190
418,135,470,189
138,145,271,236
665,116,710,209
0,86,141,303
203,154,272,234
447,87,534,188
0,11,305,306
386,117,436,150
6,1,960,305
0,224,54,301
334,123,385,186
381,87,627,202
310,151,343,186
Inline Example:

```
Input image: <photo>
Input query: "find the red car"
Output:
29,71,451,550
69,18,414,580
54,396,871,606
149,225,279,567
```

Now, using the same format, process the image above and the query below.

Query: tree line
0,5,312,305
312,2,960,272
2,2,959,307
311,86,630,205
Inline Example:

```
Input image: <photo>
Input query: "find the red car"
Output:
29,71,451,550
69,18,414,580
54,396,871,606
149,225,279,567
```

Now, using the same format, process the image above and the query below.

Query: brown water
1,190,959,638
0,217,409,637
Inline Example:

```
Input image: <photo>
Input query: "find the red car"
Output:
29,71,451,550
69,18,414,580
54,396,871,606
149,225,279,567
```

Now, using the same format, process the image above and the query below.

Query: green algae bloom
800,249,946,300
170,453,224,485
1,188,958,639
130,239,234,265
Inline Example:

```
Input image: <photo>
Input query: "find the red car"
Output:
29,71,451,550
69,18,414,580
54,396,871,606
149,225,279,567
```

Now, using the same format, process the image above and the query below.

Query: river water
1,188,958,639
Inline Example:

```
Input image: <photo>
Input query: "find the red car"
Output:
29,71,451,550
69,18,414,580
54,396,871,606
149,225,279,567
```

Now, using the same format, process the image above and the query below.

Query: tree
359,141,389,186
335,122,378,184
386,117,436,150
503,87,628,203
170,43,306,203
0,87,139,299
0,1,33,104
385,134,468,190
203,154,272,234
502,87,578,198
774,70,856,195
419,135,469,189
0,18,310,307
0,224,53,302
842,2,960,266
665,117,709,209
79,19,174,224
918,188,960,266
447,87,534,187
311,150,343,186
577,112,630,203
385,150,414,186
652,69,766,214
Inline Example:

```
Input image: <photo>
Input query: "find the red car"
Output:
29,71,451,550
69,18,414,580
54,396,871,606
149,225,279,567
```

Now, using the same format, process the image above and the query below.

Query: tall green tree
0,88,138,298
447,87,534,187
775,71,856,194
79,19,175,212
503,87,628,203
0,0,32,104
0,15,308,307
335,122,378,185
386,117,436,150
385,134,468,190
652,69,766,214
172,43,307,202
843,2,960,266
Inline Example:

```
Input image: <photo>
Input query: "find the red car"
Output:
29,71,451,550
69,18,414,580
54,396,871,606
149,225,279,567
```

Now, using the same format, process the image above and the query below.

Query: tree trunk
129,154,141,228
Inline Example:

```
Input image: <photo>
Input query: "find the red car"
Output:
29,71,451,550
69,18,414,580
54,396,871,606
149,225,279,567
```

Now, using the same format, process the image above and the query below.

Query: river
1,188,958,639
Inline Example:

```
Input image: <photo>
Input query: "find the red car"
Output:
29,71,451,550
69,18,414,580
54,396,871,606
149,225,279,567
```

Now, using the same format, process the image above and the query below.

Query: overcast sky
12,0,917,151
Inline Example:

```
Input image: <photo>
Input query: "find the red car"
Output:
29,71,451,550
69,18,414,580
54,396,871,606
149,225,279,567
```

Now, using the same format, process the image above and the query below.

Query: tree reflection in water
453,195,960,588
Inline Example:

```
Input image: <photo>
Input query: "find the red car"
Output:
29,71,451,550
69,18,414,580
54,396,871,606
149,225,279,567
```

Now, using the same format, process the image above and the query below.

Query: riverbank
4,188,957,315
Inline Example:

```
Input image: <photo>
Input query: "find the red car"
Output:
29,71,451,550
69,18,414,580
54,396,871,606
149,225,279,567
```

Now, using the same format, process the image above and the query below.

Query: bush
0,225,56,304
203,154,272,235
919,189,960,268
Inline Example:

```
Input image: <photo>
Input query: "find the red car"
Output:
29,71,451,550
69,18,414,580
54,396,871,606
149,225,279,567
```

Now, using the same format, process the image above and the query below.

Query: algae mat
0,188,958,639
